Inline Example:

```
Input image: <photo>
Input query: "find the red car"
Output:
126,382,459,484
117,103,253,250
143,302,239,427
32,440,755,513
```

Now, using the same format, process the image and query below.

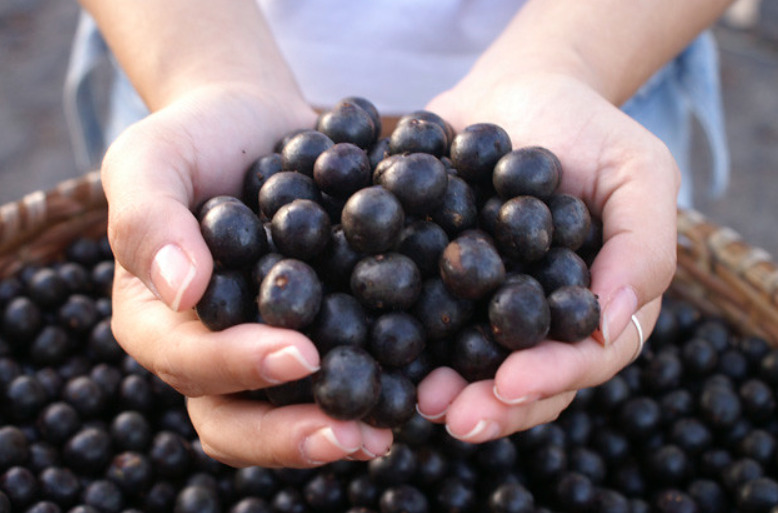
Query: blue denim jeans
622,31,729,208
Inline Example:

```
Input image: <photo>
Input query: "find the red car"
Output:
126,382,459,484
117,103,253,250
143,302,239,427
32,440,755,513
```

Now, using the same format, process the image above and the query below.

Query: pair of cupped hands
103,72,678,469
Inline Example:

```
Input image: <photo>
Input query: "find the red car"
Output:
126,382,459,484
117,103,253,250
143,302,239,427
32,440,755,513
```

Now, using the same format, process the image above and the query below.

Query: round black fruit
308,292,369,355
312,346,381,420
548,193,592,251
396,220,449,278
488,275,550,350
429,175,478,237
547,285,601,342
195,270,253,331
528,247,590,294
258,171,322,220
493,146,562,200
199,197,267,268
270,199,331,260
363,370,417,428
388,118,447,158
242,153,282,213
439,231,505,300
258,259,322,330
449,122,512,183
494,196,553,263
373,153,448,215
350,253,421,312
451,324,510,382
316,100,376,149
281,129,335,176
368,312,426,368
313,142,372,198
341,186,405,254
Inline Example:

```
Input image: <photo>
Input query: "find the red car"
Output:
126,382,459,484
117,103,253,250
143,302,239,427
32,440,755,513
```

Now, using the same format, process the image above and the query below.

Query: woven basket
2,172,778,346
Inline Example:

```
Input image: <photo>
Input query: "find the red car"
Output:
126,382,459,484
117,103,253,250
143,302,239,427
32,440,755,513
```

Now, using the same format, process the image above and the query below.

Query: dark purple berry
547,285,600,343
493,146,562,200
413,278,474,341
449,123,512,183
451,324,509,382
429,175,478,238
350,253,421,312
281,129,335,176
195,270,253,331
389,118,447,158
494,196,553,263
374,153,448,215
548,194,592,251
488,275,550,350
258,259,322,330
369,312,425,368
313,142,371,198
312,345,381,420
341,186,405,254
258,171,321,220
439,232,506,300
270,199,331,260
242,153,283,213
200,197,267,268
309,292,368,355
364,370,417,428
316,101,375,149
528,247,590,294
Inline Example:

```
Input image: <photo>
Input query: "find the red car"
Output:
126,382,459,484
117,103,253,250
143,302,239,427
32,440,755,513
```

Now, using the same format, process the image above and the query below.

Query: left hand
416,71,678,442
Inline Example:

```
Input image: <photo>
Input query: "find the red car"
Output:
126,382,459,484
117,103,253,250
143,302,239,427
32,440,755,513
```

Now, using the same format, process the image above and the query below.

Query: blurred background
1,0,777,254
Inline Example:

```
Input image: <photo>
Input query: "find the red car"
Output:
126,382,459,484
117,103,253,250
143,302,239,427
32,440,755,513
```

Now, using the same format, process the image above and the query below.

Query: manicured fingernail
150,244,196,311
301,426,360,465
416,404,446,421
493,385,540,406
600,286,638,346
446,420,501,442
261,346,319,384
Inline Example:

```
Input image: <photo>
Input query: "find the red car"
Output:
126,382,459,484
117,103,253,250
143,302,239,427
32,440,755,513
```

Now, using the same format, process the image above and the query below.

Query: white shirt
257,1,525,114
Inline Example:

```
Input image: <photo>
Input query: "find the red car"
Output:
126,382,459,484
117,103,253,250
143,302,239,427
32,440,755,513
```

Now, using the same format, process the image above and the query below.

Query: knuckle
151,353,204,399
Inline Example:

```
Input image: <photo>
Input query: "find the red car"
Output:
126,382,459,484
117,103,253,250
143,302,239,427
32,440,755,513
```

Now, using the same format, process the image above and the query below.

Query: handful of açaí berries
195,97,602,428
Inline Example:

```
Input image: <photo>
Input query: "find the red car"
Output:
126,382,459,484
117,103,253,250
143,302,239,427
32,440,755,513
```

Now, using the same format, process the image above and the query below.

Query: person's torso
257,0,526,113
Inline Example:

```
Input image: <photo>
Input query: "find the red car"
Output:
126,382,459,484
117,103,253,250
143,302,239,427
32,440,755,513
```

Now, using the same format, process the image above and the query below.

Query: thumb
102,115,219,312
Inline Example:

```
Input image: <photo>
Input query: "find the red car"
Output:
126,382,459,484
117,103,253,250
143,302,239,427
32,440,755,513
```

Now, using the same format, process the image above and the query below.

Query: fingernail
446,420,501,442
150,244,196,311
301,426,360,465
416,403,446,421
600,286,638,346
493,385,540,406
260,346,320,384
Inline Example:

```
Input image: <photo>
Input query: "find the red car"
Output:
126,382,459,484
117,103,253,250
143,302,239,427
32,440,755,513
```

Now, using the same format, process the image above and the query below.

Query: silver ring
630,314,645,362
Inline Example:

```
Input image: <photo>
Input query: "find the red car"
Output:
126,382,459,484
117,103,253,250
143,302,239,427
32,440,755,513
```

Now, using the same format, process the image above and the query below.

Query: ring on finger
629,314,645,363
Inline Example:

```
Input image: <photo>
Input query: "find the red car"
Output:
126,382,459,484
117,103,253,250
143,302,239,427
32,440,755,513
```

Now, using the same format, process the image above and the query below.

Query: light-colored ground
2,1,778,255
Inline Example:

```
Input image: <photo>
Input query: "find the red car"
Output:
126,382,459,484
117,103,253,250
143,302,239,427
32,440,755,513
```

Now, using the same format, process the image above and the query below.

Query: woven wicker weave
2,172,777,346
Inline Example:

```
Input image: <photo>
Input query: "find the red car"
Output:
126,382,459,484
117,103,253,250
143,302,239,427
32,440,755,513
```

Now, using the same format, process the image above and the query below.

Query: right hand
103,84,394,468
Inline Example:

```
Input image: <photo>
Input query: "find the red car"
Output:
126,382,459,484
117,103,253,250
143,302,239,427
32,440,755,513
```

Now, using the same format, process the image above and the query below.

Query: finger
443,380,577,443
492,299,661,406
188,396,393,468
587,129,680,346
112,264,319,397
415,367,469,422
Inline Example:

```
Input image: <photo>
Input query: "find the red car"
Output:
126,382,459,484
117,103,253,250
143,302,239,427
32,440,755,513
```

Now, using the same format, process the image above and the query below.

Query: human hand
103,85,393,467
418,72,679,442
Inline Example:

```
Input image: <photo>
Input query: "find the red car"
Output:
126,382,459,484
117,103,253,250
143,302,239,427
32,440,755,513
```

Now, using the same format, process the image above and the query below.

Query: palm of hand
418,73,679,442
